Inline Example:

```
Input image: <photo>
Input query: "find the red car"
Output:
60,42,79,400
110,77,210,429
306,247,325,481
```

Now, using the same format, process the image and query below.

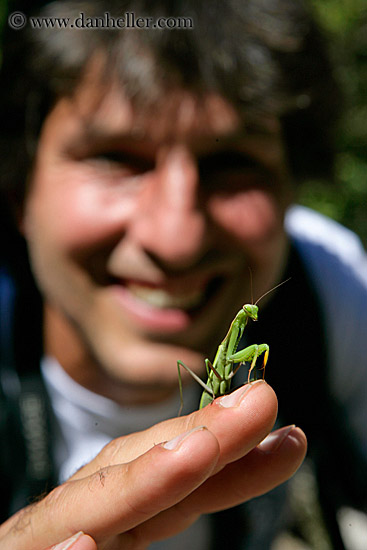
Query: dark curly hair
1,0,341,207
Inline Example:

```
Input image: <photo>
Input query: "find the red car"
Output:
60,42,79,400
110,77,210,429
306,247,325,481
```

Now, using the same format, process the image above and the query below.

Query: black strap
0,369,56,518
0,265,56,520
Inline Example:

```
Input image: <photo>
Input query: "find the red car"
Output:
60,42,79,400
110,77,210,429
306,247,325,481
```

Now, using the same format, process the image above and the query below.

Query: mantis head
243,303,258,321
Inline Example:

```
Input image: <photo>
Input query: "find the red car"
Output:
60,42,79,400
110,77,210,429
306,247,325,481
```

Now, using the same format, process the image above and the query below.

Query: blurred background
0,0,366,243
300,0,367,245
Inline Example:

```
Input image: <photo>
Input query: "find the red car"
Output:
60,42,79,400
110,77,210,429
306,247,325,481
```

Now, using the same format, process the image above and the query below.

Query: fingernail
52,531,84,550
219,379,264,408
258,425,295,453
163,426,207,450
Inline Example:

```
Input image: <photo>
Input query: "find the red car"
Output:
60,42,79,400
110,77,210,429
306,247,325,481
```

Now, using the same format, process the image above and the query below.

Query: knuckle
104,436,124,454
7,503,36,535
87,465,114,492
42,482,71,516
99,435,129,462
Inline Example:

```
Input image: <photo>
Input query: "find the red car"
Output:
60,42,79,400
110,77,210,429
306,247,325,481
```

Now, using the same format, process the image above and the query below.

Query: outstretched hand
0,381,307,550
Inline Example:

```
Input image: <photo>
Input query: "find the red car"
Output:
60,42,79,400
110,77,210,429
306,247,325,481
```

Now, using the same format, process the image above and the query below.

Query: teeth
128,284,205,309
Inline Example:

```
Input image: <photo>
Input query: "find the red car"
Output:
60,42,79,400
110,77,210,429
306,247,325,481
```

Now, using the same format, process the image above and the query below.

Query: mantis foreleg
229,343,269,382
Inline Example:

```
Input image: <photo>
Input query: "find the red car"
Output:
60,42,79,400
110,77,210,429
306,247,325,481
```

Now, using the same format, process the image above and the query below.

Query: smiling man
25,73,289,405
1,1,367,549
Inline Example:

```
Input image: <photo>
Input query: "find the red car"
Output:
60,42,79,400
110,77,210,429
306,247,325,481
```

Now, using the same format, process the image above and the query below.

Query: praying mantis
177,279,289,414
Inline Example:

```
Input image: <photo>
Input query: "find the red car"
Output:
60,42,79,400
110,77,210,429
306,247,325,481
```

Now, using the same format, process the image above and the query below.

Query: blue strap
0,266,16,367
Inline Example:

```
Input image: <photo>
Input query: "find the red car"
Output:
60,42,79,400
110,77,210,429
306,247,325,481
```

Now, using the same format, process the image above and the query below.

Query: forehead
44,60,286,171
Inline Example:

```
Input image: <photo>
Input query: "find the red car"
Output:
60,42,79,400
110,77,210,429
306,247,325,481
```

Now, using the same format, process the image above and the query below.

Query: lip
109,276,224,333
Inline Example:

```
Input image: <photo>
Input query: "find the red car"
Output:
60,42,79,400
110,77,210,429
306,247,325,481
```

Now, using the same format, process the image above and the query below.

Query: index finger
1,425,221,550
72,379,277,480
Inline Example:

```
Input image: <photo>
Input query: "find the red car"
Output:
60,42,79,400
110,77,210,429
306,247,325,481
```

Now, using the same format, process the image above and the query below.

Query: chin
87,325,204,388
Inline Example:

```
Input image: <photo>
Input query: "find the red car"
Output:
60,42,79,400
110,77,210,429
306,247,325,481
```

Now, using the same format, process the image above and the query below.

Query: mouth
126,280,212,309
108,275,224,332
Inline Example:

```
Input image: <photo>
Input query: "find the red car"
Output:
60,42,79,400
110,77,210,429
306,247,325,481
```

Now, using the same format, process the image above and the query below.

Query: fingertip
162,425,208,450
285,425,308,459
50,532,97,550
216,379,277,410
258,425,308,468
73,534,97,550
160,424,220,468
79,534,97,550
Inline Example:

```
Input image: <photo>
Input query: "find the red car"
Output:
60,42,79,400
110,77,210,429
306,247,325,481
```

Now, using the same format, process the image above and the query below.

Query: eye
198,151,268,191
199,151,258,173
86,150,154,176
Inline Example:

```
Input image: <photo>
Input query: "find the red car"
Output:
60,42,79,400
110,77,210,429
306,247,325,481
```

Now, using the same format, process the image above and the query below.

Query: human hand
0,381,306,550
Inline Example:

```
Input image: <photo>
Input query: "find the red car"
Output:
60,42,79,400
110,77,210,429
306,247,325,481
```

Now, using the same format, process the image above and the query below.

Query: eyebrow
70,124,136,148
65,123,157,161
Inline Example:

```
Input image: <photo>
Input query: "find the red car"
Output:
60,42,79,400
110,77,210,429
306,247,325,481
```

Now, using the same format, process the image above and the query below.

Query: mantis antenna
248,266,254,305
254,277,291,306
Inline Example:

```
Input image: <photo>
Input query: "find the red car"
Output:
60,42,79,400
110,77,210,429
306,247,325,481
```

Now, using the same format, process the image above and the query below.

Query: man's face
23,73,291,400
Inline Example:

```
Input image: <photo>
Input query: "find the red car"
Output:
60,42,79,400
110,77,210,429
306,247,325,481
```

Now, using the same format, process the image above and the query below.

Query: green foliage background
0,0,366,242
300,0,367,244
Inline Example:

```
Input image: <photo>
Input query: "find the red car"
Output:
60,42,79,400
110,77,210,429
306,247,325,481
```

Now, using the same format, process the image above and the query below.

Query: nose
129,145,207,269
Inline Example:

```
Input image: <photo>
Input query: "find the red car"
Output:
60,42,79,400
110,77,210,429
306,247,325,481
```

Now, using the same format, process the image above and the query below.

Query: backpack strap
0,265,56,520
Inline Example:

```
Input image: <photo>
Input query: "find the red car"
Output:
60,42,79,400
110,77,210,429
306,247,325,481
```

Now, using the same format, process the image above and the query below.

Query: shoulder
285,204,367,338
284,205,367,330
285,206,367,446
285,205,367,275
285,206,367,309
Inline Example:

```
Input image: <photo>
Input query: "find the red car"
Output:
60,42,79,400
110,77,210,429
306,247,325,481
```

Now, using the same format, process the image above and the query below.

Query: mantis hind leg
177,360,214,415
205,358,224,381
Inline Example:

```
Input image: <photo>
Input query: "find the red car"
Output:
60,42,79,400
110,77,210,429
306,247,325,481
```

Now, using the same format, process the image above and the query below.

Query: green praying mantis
177,279,289,414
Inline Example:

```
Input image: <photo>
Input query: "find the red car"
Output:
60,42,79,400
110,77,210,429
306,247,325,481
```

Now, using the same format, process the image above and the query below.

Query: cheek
25,169,135,253
208,189,283,247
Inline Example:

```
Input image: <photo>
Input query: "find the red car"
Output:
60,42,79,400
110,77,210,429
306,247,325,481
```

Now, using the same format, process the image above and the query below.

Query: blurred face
24,70,291,404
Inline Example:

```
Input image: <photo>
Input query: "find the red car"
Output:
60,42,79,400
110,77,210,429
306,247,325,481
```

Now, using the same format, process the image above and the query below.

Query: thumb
44,532,97,550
